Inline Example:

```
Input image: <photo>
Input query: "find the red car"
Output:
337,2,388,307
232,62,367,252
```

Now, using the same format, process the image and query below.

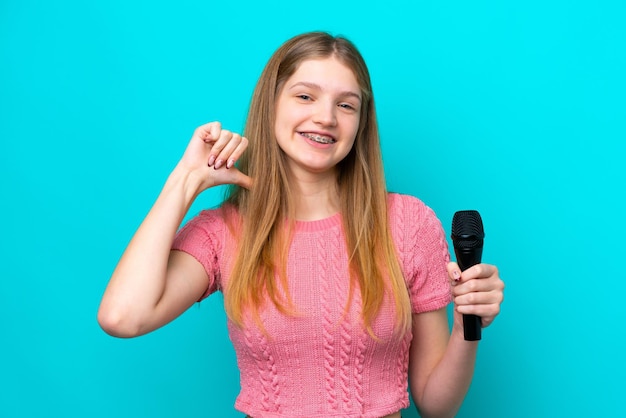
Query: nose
312,100,337,126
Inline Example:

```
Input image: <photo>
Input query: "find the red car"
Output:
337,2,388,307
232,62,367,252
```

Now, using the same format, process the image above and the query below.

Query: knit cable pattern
352,289,366,415
339,308,354,412
320,227,339,413
242,322,282,414
172,195,453,417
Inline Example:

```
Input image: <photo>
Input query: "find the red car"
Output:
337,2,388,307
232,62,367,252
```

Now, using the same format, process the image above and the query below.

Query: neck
289,169,340,221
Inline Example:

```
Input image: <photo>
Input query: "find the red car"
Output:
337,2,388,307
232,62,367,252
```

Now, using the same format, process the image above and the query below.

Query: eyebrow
288,81,362,102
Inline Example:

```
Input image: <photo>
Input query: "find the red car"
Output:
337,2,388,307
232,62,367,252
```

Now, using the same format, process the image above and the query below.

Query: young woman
98,32,504,418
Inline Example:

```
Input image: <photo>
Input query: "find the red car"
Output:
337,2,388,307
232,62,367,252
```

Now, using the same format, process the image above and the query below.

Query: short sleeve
172,209,225,300
388,194,452,314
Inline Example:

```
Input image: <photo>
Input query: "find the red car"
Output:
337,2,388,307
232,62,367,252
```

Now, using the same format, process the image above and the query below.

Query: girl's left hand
447,263,504,330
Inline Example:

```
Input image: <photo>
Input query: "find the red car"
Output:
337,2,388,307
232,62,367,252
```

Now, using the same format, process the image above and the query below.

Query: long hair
224,32,411,337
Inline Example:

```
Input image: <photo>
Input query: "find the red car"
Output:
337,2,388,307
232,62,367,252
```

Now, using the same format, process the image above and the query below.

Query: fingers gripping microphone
451,210,485,341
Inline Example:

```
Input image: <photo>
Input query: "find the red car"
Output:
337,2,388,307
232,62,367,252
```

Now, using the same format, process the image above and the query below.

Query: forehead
285,57,361,94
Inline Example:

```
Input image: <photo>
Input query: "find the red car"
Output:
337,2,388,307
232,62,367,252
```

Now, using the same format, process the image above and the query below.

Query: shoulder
386,192,438,225
181,208,224,231
387,192,424,208
201,204,238,220
175,205,241,245
386,193,448,254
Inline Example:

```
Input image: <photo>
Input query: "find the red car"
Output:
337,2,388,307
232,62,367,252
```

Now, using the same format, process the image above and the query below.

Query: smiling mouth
300,132,336,144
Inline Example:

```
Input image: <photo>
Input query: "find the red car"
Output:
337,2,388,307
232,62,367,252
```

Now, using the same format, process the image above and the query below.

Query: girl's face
274,56,362,178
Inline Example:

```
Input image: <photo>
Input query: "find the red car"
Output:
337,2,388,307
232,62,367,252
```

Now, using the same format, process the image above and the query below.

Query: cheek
343,114,361,139
275,107,306,133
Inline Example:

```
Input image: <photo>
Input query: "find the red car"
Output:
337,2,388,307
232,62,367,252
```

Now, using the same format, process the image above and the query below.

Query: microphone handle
455,247,483,341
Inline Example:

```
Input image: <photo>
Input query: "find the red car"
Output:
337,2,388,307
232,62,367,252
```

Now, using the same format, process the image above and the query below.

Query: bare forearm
412,261,504,417
414,327,478,418
98,167,201,335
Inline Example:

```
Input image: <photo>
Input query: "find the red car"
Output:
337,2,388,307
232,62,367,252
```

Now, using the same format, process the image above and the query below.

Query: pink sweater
172,193,452,418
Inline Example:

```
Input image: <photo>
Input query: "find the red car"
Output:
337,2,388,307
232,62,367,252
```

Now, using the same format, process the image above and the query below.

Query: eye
297,94,312,101
339,103,358,112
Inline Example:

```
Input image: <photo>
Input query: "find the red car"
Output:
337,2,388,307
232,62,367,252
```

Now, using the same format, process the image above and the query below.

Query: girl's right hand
177,121,253,192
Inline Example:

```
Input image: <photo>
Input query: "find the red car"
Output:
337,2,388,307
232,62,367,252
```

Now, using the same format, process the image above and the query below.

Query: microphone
451,210,485,341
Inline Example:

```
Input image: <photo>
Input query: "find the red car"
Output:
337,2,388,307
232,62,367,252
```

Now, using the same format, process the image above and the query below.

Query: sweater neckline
294,212,342,232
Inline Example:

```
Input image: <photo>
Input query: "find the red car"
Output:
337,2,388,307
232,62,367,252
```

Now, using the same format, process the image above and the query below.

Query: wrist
166,165,204,204
450,318,481,346
451,321,465,340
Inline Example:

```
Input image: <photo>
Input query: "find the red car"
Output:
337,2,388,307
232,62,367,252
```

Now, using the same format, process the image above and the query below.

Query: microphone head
451,210,485,250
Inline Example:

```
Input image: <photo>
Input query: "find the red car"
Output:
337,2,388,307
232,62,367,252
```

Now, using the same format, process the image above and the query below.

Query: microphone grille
451,210,485,242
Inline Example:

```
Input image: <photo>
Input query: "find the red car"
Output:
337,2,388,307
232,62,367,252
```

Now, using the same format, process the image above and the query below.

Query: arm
409,263,504,418
97,122,251,338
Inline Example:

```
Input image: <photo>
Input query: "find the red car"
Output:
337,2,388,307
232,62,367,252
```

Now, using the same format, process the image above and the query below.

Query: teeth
302,133,335,144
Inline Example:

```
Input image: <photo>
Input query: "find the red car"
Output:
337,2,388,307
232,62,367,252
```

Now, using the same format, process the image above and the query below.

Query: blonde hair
224,32,411,337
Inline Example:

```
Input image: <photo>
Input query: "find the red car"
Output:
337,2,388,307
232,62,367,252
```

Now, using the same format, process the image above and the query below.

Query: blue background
1,0,624,417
